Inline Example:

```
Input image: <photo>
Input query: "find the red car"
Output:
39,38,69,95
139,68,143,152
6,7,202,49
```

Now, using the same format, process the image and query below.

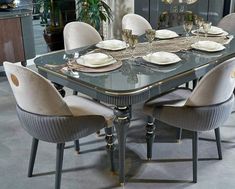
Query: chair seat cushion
144,88,191,116
64,95,114,126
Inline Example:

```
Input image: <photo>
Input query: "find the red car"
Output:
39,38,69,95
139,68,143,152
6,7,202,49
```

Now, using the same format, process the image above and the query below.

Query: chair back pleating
186,57,235,106
63,21,102,51
3,62,72,116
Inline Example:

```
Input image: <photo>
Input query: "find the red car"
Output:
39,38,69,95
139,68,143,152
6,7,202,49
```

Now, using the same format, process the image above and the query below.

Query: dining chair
3,62,114,189
217,13,235,34
122,13,152,36
63,21,102,51
143,57,235,183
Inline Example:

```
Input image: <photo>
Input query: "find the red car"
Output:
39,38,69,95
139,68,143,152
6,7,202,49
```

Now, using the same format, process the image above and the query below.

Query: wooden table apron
35,35,235,184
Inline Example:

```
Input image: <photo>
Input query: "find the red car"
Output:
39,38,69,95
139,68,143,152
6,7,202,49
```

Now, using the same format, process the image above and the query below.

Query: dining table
34,26,235,185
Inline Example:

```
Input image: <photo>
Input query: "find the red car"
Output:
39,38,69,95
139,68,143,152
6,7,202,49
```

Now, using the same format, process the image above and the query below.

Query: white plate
191,29,228,37
198,26,225,35
191,41,226,52
96,39,127,51
155,29,179,39
76,53,117,68
142,52,182,65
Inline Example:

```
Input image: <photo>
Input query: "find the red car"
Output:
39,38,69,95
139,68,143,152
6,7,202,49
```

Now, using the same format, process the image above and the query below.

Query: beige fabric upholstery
3,62,72,116
144,88,191,115
186,58,235,106
63,21,102,51
217,13,235,34
122,13,152,36
64,96,114,126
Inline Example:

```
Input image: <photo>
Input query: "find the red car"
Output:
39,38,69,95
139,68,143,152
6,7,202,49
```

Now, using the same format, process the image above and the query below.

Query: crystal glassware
202,21,212,38
183,20,193,40
128,34,139,61
194,16,204,38
63,51,79,72
145,29,156,54
122,29,132,53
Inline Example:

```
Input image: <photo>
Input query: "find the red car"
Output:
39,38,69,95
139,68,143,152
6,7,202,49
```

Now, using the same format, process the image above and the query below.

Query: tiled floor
1,65,235,189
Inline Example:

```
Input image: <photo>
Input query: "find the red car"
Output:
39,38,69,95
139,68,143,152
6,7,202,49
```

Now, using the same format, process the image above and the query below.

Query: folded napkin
97,39,126,50
78,53,111,65
199,26,224,35
155,29,179,39
144,51,181,65
192,41,225,51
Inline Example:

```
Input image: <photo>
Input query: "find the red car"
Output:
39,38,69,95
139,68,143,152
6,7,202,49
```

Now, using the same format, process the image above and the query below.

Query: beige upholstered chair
144,58,235,183
122,13,152,36
4,62,113,189
217,13,235,34
63,21,102,51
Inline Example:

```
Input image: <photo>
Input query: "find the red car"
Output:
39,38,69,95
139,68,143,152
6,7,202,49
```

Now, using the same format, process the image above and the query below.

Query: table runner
93,35,233,60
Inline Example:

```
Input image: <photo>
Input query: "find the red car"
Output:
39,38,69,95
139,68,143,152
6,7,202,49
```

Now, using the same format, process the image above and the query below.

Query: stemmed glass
194,16,204,39
145,29,156,54
202,21,212,38
183,20,193,40
63,51,79,74
122,29,132,53
128,34,139,61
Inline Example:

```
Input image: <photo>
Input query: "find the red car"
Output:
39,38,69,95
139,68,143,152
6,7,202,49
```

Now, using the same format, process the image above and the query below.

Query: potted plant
37,0,76,51
76,0,112,34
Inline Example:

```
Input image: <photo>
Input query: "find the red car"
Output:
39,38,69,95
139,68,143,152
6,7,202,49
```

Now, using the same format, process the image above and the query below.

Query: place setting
59,51,122,76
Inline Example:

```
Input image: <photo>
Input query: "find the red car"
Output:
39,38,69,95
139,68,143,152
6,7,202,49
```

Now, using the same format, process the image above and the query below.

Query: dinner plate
155,29,179,39
76,53,117,68
142,52,182,65
191,29,229,37
198,26,224,35
96,39,127,51
191,41,226,52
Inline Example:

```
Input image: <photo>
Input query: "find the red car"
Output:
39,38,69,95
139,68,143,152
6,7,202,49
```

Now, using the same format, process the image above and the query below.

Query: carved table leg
146,116,155,160
105,126,116,172
113,106,130,185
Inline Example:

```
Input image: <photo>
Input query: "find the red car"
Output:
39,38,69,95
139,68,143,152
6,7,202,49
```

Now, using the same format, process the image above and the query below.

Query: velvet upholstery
63,21,102,51
217,13,235,34
4,61,114,189
122,13,152,36
143,57,235,183
144,57,235,131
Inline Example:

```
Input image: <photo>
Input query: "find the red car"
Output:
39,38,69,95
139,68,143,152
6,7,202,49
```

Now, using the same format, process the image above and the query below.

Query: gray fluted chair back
63,21,102,51
144,58,235,183
122,13,152,36
4,62,111,189
217,13,235,34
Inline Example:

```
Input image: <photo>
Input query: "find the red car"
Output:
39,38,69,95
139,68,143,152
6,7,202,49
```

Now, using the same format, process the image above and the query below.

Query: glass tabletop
34,27,235,94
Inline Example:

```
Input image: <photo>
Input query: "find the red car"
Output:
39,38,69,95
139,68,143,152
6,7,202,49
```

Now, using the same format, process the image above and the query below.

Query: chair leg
146,116,155,160
28,138,39,177
55,143,65,189
74,140,80,154
214,128,223,160
192,131,198,183
176,128,183,142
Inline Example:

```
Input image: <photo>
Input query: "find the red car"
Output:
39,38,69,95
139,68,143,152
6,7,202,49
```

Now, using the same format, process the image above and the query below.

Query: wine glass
183,20,193,40
202,21,212,38
122,29,132,53
128,34,139,61
63,51,79,72
145,29,156,54
194,16,204,38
